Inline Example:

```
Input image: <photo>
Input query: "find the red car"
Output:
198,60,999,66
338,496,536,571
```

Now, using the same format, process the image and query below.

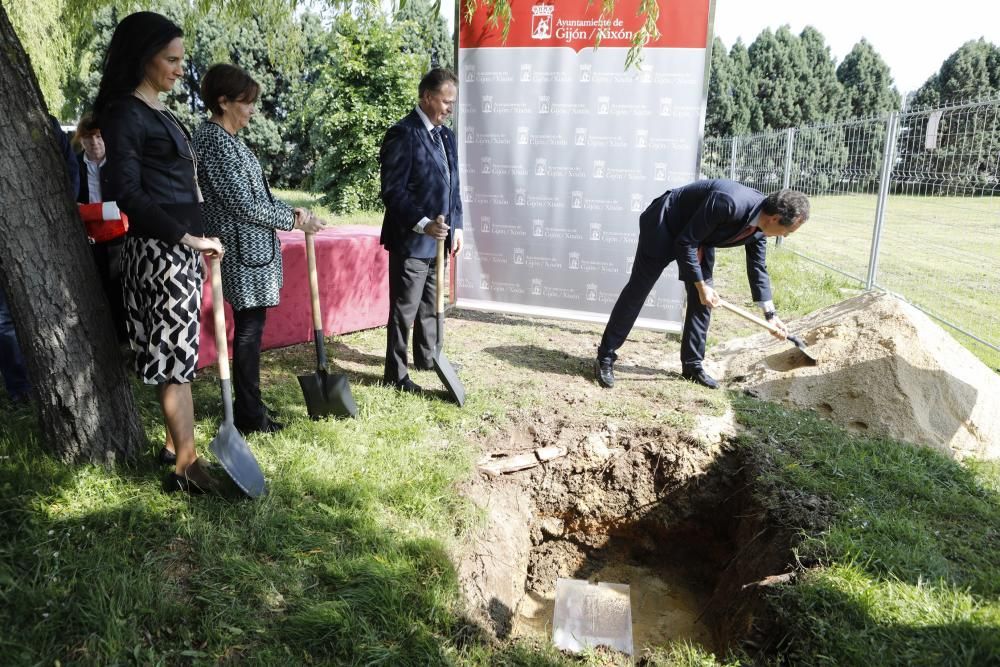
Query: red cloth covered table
197,225,388,370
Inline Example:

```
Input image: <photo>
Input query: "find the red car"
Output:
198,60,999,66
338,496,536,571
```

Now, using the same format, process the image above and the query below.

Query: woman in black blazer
95,12,225,494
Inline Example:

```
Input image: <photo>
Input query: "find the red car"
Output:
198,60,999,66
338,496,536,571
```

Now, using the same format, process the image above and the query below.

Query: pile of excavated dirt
712,291,1000,460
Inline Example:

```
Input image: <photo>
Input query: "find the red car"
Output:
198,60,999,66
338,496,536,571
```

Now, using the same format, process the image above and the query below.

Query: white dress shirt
83,155,106,203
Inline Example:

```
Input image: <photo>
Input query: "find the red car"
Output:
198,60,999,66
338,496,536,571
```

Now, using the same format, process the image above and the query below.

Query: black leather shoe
158,447,177,466
682,367,719,389
394,377,423,394
594,359,615,388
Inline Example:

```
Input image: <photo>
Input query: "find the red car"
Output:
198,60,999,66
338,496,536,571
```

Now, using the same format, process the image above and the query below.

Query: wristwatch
764,310,776,321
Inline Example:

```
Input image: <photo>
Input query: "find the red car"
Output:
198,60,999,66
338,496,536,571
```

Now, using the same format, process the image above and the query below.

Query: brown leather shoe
164,458,225,495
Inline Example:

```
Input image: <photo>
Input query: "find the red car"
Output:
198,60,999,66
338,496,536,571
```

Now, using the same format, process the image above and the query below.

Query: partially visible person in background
95,11,225,494
75,114,126,341
0,288,31,405
193,63,325,436
76,114,106,204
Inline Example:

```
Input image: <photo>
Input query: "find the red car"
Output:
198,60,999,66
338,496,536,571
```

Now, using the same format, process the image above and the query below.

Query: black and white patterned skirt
121,237,204,384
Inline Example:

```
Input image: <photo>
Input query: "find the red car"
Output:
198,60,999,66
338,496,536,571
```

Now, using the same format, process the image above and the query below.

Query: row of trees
706,31,1000,196
706,28,901,138
14,3,1000,206
707,29,1000,139
10,0,451,206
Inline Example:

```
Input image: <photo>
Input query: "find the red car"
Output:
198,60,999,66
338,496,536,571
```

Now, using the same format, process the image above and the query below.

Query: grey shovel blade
210,422,267,498
786,334,819,366
433,351,465,406
298,369,358,419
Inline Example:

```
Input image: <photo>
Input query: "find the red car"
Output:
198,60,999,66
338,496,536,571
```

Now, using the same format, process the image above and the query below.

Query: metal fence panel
703,98,1000,369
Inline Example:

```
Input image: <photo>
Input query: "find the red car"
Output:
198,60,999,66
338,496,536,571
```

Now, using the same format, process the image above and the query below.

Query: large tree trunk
0,7,146,463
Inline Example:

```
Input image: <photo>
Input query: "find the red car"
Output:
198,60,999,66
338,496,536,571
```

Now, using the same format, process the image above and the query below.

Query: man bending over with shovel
595,180,810,390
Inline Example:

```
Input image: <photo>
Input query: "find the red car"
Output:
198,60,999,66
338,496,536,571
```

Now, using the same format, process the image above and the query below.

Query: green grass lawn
781,193,1000,370
0,200,997,665
272,190,381,228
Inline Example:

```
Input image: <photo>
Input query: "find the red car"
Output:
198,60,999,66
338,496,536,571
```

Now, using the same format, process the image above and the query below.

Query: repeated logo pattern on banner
456,0,712,330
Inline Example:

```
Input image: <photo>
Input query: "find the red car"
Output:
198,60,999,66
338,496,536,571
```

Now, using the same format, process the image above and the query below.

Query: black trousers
597,247,713,371
93,238,126,342
232,306,268,428
384,252,438,383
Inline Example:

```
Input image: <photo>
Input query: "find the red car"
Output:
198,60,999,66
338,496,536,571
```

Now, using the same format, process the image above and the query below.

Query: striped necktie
431,126,450,182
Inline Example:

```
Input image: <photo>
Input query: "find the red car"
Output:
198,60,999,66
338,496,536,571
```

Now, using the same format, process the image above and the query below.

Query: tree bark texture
0,7,146,463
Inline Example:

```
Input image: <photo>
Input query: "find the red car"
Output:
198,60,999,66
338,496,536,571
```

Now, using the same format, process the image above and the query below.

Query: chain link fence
702,98,1000,370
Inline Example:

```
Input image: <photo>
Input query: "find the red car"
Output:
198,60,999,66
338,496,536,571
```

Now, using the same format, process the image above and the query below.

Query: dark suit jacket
100,97,202,244
639,179,772,302
379,110,463,259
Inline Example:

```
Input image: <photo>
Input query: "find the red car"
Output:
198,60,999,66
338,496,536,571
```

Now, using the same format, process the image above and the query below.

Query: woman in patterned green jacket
193,64,324,435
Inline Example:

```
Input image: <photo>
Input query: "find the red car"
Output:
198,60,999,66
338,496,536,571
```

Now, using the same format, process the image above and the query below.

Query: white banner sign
456,0,713,331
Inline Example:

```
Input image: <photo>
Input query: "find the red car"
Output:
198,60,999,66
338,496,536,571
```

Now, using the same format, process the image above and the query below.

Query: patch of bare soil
437,309,799,661
714,291,1000,460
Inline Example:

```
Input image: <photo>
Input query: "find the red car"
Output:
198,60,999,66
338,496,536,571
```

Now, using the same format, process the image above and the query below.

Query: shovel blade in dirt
208,256,267,499
785,334,819,366
298,346,358,419
210,412,266,499
552,578,633,656
719,299,819,365
298,234,358,419
434,238,465,406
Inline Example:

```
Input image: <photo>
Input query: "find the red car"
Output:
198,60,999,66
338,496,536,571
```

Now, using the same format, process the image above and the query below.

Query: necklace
133,87,165,110
132,89,203,202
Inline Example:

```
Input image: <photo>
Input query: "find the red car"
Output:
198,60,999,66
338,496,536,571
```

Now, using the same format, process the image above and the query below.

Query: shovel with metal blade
433,237,465,406
718,298,819,365
208,256,267,498
297,232,358,419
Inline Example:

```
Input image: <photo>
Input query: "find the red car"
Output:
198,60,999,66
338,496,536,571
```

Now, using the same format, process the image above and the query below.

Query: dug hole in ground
450,290,1000,659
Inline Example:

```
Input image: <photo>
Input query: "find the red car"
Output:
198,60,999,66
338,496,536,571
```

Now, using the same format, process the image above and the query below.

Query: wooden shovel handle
306,233,323,330
718,299,784,337
436,238,445,315
209,255,230,381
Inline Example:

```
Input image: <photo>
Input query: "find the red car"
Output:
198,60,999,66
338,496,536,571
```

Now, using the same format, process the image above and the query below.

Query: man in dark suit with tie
595,179,810,389
379,68,464,393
